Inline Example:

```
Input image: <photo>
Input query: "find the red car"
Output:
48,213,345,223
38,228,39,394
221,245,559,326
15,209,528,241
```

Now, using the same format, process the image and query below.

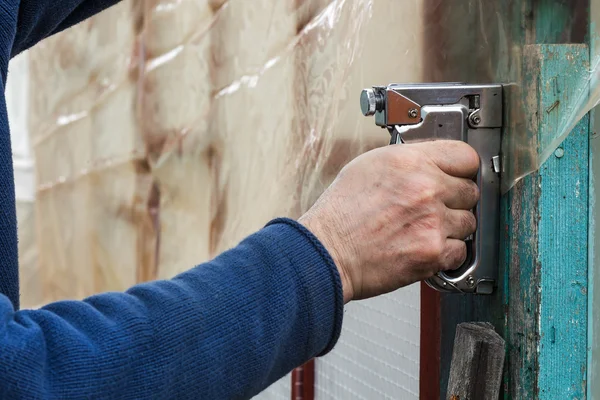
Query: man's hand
299,140,480,304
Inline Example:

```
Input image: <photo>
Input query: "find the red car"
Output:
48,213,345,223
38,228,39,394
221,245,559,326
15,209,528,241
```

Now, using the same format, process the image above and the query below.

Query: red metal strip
420,1,444,394
419,282,441,400
291,360,315,400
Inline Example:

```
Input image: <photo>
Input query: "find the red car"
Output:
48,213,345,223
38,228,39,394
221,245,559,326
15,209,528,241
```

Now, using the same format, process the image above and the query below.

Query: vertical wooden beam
533,0,588,43
587,2,599,397
508,2,590,399
537,67,589,397
589,114,599,398
422,1,592,398
507,44,590,399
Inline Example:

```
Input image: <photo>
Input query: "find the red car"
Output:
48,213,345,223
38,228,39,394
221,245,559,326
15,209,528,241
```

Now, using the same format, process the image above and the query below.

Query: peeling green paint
525,45,589,399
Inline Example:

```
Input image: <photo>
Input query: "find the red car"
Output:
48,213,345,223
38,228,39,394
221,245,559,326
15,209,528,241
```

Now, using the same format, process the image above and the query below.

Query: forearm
0,219,343,399
12,0,123,57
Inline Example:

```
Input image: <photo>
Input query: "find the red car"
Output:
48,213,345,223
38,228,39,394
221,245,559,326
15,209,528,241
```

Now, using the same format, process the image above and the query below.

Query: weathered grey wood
446,322,506,400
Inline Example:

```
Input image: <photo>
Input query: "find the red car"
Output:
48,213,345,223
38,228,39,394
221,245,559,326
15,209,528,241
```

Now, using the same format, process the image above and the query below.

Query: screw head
554,148,565,158
408,108,419,119
360,89,377,116
466,276,476,287
470,114,481,125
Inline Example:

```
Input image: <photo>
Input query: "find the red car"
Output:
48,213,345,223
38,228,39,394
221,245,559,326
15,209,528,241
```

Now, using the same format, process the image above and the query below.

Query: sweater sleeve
11,0,123,57
0,218,344,399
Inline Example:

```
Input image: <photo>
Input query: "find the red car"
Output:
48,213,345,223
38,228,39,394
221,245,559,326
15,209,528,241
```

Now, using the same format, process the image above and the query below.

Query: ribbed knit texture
0,3,345,398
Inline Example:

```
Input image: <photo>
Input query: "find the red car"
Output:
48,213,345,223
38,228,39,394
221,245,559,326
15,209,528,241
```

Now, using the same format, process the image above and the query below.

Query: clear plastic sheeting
24,0,419,397
28,1,146,301
18,0,413,397
421,1,597,192
21,1,600,300
13,0,600,398
24,0,391,297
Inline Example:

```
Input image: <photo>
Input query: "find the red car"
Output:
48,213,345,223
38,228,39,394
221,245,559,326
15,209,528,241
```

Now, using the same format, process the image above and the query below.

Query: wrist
337,261,355,304
298,214,354,304
262,217,345,356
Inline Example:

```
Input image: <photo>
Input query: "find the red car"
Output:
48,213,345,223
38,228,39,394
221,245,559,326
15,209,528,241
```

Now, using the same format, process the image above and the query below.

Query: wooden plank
438,293,506,399
587,1,599,397
534,44,589,399
506,44,590,399
504,171,540,399
446,322,506,400
534,0,588,44
141,0,215,280
28,1,149,302
422,1,591,398
589,109,599,399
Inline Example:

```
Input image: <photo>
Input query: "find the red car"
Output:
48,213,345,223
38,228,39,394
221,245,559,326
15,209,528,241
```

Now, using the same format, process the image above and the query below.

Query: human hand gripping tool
360,83,503,295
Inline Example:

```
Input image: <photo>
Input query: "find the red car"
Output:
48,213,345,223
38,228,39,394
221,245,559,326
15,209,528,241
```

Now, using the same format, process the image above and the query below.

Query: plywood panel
24,2,425,398
210,0,297,90
29,1,148,301
142,0,215,279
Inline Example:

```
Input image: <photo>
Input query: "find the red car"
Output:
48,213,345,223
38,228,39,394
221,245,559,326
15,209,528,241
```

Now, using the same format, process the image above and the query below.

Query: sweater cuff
265,217,344,357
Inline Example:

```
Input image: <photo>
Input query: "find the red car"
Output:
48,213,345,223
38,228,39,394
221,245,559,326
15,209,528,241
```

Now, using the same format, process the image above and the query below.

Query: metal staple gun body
360,83,504,295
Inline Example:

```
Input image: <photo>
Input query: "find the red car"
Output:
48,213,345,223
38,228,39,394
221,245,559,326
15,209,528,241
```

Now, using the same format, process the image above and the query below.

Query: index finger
411,140,480,178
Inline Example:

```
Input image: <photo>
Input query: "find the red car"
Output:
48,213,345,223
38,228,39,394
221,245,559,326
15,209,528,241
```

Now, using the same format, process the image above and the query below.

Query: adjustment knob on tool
360,88,383,116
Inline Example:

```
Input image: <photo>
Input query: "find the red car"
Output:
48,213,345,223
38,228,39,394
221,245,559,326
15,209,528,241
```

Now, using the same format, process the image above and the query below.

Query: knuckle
418,178,440,203
465,145,481,167
472,182,481,202
403,147,423,160
452,142,480,174
442,242,467,271
462,212,477,232
454,140,479,159
419,211,443,233
388,147,420,168
424,236,445,261
453,242,468,265
454,180,479,208
465,180,480,202
421,187,437,204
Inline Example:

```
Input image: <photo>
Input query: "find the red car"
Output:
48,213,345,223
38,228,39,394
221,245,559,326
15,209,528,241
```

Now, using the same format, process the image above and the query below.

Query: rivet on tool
408,108,419,119
466,276,475,288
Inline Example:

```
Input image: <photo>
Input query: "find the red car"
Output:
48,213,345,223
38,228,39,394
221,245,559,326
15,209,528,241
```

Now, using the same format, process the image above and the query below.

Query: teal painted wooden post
535,47,589,398
420,2,591,398
589,111,599,399
588,2,600,397
506,44,590,399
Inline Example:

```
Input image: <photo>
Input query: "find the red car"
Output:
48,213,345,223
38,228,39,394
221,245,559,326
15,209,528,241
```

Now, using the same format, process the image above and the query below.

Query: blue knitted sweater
0,2,344,398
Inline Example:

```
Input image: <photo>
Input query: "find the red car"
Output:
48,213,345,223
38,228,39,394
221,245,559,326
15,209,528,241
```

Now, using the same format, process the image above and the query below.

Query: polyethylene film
8,0,600,398
21,0,600,303
22,0,379,302
422,1,598,192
